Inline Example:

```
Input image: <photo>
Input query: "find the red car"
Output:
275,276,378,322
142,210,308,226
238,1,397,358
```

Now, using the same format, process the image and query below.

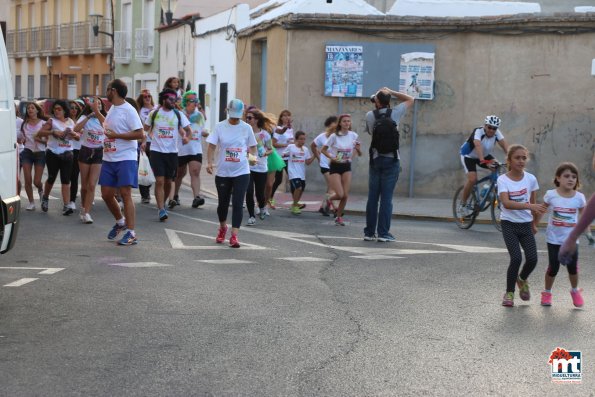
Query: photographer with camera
363,87,414,242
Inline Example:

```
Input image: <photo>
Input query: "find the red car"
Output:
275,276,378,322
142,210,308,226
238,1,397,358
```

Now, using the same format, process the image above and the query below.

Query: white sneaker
263,208,270,217
26,202,35,211
255,207,260,215
79,212,85,222
83,213,93,224
247,216,256,226
68,201,76,210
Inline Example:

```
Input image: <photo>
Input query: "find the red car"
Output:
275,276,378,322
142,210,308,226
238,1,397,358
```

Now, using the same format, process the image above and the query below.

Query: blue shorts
99,160,138,188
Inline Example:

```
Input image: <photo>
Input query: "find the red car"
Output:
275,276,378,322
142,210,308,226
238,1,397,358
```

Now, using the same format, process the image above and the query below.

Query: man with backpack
363,87,414,242
459,115,509,215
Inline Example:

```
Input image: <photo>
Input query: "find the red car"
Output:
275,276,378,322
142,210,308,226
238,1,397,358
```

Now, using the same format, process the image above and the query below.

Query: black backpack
370,108,399,155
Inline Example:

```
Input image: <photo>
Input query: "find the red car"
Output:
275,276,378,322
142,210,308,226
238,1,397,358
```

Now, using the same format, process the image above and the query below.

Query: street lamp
89,13,114,39
161,0,178,26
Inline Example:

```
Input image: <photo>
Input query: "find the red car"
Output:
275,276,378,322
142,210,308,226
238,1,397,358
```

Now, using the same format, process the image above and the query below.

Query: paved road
1,185,594,396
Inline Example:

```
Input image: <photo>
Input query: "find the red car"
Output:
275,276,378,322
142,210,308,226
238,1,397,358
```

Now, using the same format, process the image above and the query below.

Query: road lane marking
0,267,65,274
165,229,267,250
350,255,405,260
196,259,254,264
109,262,172,268
4,278,39,287
277,257,333,262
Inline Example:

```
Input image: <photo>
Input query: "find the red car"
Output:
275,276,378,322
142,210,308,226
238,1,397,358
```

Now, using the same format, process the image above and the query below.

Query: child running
283,131,314,215
536,162,586,307
498,144,547,307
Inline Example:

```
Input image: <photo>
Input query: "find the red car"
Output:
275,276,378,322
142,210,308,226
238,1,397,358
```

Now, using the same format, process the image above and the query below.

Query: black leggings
246,171,267,217
547,243,578,277
46,150,74,185
69,149,80,202
501,220,538,292
271,160,288,198
215,174,250,228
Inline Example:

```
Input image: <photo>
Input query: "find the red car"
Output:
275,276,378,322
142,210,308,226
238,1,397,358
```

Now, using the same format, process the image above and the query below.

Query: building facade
6,0,113,100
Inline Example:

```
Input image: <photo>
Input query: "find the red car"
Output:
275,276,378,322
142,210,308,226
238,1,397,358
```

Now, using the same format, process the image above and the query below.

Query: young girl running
536,163,587,307
311,116,337,216
269,109,294,209
18,102,47,210
498,144,547,307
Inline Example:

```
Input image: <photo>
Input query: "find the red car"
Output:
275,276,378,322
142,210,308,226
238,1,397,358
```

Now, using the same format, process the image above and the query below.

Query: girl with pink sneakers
536,163,587,307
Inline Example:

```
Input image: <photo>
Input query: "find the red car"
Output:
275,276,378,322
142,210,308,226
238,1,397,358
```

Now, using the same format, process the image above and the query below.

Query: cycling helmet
484,115,501,128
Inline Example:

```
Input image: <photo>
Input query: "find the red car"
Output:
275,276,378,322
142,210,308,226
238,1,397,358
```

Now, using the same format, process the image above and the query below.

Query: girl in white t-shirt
18,102,47,211
136,89,156,204
321,114,362,226
535,162,586,307
270,109,294,209
497,144,547,307
310,116,338,216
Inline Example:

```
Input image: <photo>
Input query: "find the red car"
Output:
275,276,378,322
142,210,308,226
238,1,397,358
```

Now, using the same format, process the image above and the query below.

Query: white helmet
484,115,501,128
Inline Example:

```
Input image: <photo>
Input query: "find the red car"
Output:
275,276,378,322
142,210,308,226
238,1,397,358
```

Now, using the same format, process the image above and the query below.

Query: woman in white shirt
310,115,338,216
18,102,47,210
136,89,156,204
269,109,294,209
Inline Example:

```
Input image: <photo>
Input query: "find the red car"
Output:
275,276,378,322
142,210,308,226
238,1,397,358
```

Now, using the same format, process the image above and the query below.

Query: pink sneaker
216,226,228,244
502,292,514,307
516,278,530,301
229,233,240,248
570,288,584,307
541,291,552,306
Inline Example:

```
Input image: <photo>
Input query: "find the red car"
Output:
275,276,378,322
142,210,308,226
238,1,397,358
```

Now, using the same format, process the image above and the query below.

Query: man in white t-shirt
99,79,144,246
144,88,191,221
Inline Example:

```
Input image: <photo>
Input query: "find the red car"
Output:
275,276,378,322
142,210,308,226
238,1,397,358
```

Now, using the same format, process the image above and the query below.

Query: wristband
480,159,490,164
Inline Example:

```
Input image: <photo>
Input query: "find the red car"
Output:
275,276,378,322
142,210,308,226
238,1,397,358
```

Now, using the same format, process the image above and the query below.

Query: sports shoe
291,205,301,215
41,197,49,212
192,195,205,208
363,235,376,241
247,216,256,226
62,205,73,216
516,278,530,301
83,213,93,224
502,292,514,307
68,201,76,210
168,199,177,209
141,197,150,204
262,208,270,217
268,199,276,210
255,207,260,215
335,217,345,226
80,212,86,222
216,226,228,244
318,207,330,217
26,202,35,211
298,203,306,209
229,233,240,248
541,291,552,306
118,230,138,246
159,208,168,221
107,223,127,240
377,234,396,242
570,288,584,307
259,207,266,220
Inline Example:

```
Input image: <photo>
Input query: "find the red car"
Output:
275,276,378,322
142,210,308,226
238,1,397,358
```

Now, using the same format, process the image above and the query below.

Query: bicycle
453,162,505,231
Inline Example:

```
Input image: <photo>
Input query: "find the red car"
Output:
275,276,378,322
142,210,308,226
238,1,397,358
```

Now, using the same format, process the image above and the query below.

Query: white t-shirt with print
325,131,359,164
178,110,205,156
284,144,312,180
250,129,271,173
77,115,105,149
103,102,143,162
544,189,586,245
273,127,294,159
313,132,330,169
465,127,505,159
20,119,46,152
497,172,539,223
47,118,76,155
146,108,191,154
206,119,257,178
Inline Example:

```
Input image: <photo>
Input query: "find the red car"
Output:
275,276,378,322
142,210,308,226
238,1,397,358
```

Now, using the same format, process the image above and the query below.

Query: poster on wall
324,45,364,97
398,52,435,100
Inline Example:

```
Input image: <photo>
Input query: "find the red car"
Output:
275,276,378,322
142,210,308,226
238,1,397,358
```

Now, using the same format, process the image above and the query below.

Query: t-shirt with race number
46,117,76,155
146,108,190,154
544,189,586,245
284,144,312,180
103,102,143,162
324,131,358,164
206,119,257,178
77,115,105,149
497,172,539,223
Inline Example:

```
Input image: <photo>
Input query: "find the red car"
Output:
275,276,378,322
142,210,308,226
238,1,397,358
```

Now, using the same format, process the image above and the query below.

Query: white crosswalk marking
4,278,39,287
196,259,254,264
277,257,332,262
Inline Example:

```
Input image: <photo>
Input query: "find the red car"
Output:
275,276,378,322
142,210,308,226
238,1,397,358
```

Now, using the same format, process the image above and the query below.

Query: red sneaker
229,233,240,248
216,226,228,243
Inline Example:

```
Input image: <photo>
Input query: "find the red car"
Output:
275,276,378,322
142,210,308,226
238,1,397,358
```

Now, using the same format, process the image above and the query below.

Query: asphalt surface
1,184,594,396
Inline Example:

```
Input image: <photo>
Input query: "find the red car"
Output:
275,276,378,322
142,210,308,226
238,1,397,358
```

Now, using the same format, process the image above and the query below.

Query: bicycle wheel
452,185,477,229
491,193,502,231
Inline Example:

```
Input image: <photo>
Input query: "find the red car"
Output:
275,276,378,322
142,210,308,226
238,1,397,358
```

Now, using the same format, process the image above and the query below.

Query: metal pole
408,100,419,198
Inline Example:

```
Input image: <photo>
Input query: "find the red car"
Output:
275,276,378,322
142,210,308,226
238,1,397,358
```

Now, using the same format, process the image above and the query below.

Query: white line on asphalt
109,262,172,268
165,229,268,250
350,255,405,260
196,259,255,264
4,278,39,287
277,257,333,262
0,267,65,274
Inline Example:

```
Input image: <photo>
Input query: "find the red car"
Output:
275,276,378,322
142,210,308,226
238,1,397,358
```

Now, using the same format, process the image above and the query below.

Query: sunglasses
485,125,497,130
245,116,254,120
164,96,177,101
143,95,152,99
186,99,198,103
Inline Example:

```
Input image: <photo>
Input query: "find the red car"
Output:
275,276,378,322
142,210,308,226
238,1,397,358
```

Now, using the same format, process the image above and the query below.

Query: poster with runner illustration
398,52,435,100
324,45,364,97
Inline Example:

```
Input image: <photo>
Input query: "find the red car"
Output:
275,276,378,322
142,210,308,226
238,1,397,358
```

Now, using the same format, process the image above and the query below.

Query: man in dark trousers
363,87,414,242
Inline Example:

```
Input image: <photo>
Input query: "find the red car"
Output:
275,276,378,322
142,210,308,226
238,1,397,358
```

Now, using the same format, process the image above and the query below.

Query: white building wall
159,24,195,95
195,4,250,131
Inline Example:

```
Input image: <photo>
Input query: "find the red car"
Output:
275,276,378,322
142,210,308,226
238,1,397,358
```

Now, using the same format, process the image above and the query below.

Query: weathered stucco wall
238,20,595,198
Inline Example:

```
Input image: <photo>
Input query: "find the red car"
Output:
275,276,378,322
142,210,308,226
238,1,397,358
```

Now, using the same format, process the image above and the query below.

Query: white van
0,29,21,254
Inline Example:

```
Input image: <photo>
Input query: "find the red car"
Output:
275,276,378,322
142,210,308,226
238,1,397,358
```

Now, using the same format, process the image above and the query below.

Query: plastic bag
267,149,286,172
138,151,156,186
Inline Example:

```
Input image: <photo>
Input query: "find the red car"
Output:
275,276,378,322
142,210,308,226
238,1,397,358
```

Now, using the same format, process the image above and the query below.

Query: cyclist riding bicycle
459,115,509,215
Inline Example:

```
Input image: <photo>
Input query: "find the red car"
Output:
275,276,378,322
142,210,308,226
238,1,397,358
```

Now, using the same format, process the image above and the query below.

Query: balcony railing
134,28,154,63
6,20,113,58
114,31,131,63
